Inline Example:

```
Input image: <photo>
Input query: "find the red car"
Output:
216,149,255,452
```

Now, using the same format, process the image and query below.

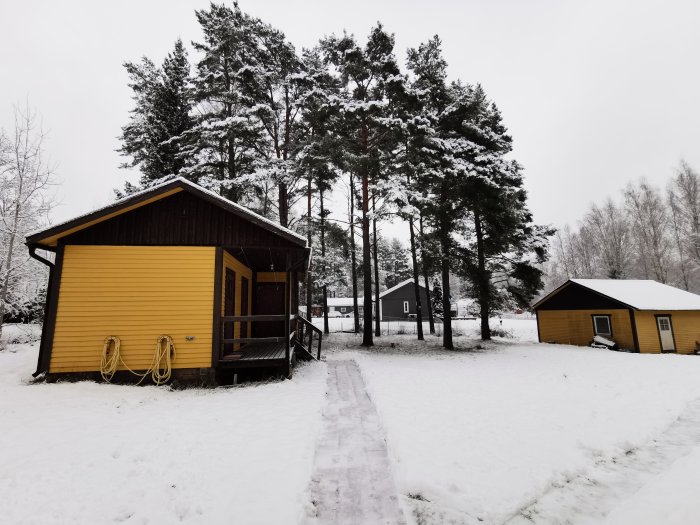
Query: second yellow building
534,279,700,354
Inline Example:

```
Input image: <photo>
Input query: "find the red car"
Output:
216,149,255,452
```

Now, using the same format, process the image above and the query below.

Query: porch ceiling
224,246,308,272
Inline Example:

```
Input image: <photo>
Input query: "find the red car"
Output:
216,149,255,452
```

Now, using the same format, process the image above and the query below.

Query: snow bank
0,339,327,524
336,330,700,523
1,323,41,345
312,317,538,342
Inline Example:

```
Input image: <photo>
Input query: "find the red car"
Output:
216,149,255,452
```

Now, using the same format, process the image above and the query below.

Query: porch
212,246,321,377
216,314,323,375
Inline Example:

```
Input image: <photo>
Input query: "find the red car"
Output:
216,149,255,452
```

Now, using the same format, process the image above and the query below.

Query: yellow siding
222,252,253,345
538,309,635,350
634,311,700,354
51,245,215,373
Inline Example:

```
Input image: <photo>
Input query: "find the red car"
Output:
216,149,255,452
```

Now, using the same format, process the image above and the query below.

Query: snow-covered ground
0,325,327,524
3,320,700,524
324,323,700,524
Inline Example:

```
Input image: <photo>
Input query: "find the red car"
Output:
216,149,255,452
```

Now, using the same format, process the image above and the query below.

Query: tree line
0,105,54,346
118,2,550,347
546,161,700,293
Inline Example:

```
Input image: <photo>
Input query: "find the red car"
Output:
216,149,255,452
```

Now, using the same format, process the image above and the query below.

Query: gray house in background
379,278,430,321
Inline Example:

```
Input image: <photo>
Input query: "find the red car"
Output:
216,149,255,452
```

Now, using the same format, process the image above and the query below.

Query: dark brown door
224,269,236,355
240,277,249,338
254,282,285,336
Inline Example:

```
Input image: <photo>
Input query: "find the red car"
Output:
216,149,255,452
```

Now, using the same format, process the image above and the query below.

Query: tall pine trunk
349,173,360,333
279,183,288,228
419,214,435,334
320,190,329,335
305,173,313,319
360,126,373,346
438,187,453,349
409,218,424,340
474,212,491,340
440,235,453,350
372,194,381,337
278,85,291,228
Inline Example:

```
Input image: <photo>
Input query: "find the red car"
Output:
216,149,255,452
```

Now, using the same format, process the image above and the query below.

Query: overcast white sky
2,0,699,240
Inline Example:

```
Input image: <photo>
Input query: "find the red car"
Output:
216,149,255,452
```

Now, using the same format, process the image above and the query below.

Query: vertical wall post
211,247,223,367
36,244,65,376
284,252,291,378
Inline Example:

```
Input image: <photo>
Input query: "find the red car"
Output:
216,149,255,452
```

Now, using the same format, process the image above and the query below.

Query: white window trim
403,301,409,314
593,315,612,336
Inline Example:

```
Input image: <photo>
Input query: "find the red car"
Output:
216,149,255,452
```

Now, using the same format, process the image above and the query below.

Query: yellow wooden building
533,279,700,354
26,177,322,384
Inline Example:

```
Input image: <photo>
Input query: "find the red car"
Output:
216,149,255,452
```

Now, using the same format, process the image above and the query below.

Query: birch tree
0,105,55,347
669,161,700,273
624,180,671,283
585,199,631,279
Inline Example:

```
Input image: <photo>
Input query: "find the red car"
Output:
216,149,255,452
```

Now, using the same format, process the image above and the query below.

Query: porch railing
295,314,323,360
219,314,322,363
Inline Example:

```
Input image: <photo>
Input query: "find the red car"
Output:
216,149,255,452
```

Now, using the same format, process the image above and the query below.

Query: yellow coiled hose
101,335,175,385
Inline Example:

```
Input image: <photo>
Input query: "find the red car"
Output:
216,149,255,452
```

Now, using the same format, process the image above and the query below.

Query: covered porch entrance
214,246,322,378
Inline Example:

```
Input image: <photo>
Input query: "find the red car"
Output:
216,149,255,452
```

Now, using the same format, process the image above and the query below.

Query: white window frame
592,315,612,337
340,307,345,313
403,300,409,314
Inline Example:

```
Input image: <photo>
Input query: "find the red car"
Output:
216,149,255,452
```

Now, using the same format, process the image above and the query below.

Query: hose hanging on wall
100,335,176,385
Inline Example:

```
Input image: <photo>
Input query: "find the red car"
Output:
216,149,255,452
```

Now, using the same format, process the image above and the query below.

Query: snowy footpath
304,359,405,525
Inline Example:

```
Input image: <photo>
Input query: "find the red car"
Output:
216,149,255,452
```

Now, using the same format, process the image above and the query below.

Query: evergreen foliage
119,39,192,191
117,7,552,343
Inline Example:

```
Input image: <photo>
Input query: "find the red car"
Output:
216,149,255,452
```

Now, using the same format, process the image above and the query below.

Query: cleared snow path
504,397,700,525
304,359,405,525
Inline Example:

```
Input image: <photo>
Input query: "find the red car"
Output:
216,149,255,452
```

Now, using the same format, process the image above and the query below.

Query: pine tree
431,278,443,317
181,3,267,207
321,24,404,346
406,36,458,349
389,51,443,339
296,46,339,322
381,238,411,289
247,20,308,227
449,85,552,339
119,39,192,189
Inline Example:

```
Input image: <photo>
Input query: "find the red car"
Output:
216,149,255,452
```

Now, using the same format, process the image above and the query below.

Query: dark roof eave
26,178,307,248
532,279,635,310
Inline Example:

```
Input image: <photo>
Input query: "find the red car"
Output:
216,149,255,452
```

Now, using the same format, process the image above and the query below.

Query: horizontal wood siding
634,311,700,354
537,309,635,350
50,246,215,373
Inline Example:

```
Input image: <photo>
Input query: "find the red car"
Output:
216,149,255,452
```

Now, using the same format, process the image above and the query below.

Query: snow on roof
378,278,428,299
326,297,364,307
27,176,307,245
570,279,700,310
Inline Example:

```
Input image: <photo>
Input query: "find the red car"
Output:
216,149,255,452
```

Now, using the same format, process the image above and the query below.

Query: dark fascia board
26,178,307,248
531,280,572,309
532,279,635,311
